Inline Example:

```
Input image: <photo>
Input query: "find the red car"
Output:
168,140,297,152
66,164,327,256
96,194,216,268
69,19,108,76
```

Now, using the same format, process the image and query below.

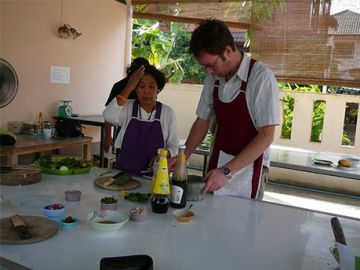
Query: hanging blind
132,0,360,88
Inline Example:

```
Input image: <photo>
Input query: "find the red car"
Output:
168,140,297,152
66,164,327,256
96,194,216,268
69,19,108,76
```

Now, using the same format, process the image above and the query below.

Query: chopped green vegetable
101,197,118,204
124,192,151,203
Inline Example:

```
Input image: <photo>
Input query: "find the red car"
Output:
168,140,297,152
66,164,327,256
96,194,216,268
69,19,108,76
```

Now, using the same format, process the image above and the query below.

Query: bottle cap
179,145,186,150
159,149,168,156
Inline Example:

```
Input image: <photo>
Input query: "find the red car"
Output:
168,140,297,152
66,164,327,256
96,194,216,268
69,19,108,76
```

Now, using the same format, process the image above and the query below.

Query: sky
330,0,360,14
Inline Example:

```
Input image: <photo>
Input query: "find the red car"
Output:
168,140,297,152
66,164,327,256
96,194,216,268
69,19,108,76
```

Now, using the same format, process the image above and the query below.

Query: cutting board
0,216,58,245
0,166,41,186
94,176,141,191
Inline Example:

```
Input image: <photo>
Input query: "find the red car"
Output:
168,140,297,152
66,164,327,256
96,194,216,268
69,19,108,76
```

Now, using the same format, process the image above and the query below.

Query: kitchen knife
10,215,32,240
331,217,347,245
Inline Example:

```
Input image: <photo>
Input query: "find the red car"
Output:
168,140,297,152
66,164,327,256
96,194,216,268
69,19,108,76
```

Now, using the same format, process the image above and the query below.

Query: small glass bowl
61,216,79,229
65,190,81,202
130,207,149,222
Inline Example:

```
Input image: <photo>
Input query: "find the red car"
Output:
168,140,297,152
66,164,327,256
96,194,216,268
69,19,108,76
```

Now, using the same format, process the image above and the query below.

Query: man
180,19,279,199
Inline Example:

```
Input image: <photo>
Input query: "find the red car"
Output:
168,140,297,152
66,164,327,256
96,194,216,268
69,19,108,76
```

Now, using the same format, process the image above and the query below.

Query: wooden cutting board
0,166,41,186
0,216,58,245
94,176,141,191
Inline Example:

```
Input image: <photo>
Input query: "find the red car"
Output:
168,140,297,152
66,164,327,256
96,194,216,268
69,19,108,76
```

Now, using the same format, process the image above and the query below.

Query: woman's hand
116,66,145,106
126,65,145,94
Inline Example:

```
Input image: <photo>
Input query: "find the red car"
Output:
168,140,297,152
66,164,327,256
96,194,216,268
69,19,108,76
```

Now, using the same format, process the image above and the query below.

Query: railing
275,91,360,154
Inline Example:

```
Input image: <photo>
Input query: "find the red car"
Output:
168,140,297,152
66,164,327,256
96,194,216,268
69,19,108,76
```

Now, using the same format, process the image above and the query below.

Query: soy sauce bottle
151,149,170,214
170,145,188,208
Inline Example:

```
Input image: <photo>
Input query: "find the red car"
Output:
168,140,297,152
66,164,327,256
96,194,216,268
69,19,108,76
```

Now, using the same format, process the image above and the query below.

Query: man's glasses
201,56,220,69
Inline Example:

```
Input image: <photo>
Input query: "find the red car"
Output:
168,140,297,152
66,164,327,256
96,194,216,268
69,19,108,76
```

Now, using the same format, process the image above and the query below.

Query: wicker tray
0,166,41,186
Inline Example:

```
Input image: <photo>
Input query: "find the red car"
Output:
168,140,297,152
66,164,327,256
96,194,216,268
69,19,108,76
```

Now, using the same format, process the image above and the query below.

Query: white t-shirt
196,53,280,166
103,98,178,157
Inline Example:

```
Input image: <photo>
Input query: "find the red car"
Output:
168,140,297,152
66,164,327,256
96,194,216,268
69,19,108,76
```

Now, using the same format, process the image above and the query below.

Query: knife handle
331,217,347,245
10,215,32,240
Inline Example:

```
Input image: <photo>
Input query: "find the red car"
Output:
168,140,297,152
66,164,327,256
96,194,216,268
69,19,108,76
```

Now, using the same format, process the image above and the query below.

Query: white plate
312,159,333,166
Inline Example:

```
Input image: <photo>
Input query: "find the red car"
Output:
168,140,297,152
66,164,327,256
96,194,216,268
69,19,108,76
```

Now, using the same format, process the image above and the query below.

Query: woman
103,64,178,176
103,57,150,152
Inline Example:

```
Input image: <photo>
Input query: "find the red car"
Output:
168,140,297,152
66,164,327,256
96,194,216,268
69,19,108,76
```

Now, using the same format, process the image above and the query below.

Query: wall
0,0,128,144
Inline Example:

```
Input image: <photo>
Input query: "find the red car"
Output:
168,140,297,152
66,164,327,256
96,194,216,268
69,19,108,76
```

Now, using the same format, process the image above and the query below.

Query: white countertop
1,171,359,270
270,145,360,180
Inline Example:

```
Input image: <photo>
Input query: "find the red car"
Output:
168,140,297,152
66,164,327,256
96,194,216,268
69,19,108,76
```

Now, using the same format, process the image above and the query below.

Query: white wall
0,0,128,143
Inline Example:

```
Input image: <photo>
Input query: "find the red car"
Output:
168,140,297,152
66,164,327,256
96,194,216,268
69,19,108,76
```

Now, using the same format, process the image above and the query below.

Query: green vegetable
124,192,151,203
34,155,92,170
101,197,118,204
114,174,130,186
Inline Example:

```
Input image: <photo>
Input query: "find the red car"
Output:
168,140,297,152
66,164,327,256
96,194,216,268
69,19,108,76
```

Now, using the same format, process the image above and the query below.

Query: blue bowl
43,203,65,218
61,216,79,228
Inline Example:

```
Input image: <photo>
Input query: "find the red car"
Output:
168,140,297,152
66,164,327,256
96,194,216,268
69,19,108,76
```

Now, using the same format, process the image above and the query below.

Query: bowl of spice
87,210,128,232
100,196,118,210
129,207,149,222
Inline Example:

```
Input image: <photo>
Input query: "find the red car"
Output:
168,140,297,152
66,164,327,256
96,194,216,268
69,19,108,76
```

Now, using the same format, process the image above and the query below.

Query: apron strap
131,100,139,117
154,102,162,120
240,58,256,92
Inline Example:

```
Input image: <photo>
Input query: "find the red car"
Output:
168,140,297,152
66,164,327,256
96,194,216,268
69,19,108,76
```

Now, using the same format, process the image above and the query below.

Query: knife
10,215,32,240
331,217,347,245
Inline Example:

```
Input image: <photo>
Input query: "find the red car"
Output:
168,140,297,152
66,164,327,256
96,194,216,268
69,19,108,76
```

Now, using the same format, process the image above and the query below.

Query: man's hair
189,19,236,58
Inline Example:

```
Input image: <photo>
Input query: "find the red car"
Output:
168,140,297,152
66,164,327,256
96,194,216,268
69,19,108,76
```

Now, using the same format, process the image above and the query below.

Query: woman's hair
126,57,149,76
125,58,166,99
143,65,166,92
189,19,236,58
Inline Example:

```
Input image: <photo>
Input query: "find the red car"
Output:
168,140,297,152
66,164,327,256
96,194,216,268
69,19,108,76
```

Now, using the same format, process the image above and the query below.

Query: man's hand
202,168,229,193
168,156,177,172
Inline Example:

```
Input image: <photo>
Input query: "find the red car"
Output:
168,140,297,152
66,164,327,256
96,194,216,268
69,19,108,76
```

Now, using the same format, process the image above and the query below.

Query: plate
94,176,141,191
41,167,91,175
312,159,333,166
336,165,357,171
0,216,59,244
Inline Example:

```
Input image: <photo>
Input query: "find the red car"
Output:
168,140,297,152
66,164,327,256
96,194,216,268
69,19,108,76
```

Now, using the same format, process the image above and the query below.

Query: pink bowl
101,202,117,210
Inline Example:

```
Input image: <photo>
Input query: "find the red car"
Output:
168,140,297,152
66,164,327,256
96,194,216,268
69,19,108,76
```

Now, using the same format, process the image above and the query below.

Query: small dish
43,203,65,218
130,207,149,222
173,209,194,223
312,159,333,166
61,216,79,229
65,190,81,202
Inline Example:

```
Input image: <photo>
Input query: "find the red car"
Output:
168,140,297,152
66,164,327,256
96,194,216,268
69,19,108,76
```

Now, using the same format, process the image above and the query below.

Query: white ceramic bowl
87,210,128,232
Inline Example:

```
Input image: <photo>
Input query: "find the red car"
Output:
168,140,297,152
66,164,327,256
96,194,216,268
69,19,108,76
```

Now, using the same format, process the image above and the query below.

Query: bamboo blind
132,0,360,88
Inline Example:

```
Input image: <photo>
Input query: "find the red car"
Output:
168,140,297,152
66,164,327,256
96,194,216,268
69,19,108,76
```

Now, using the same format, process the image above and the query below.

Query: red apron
208,59,263,199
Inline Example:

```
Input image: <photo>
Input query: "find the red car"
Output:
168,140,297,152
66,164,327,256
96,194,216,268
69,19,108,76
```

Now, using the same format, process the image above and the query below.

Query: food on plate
100,197,118,204
34,155,92,173
59,166,69,171
103,178,116,187
113,172,130,185
338,159,352,167
124,192,151,203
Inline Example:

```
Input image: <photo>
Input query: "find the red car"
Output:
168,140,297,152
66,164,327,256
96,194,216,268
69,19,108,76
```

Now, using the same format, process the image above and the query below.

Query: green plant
280,95,294,139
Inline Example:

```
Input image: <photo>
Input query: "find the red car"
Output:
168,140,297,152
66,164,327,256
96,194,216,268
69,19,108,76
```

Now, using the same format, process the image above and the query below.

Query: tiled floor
188,169,360,220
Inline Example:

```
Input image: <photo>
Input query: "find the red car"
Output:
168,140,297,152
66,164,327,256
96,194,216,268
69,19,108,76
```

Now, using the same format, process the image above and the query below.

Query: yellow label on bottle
152,155,170,195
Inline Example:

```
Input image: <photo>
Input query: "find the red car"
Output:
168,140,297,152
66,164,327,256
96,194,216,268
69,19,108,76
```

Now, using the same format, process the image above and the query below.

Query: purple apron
115,101,164,175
